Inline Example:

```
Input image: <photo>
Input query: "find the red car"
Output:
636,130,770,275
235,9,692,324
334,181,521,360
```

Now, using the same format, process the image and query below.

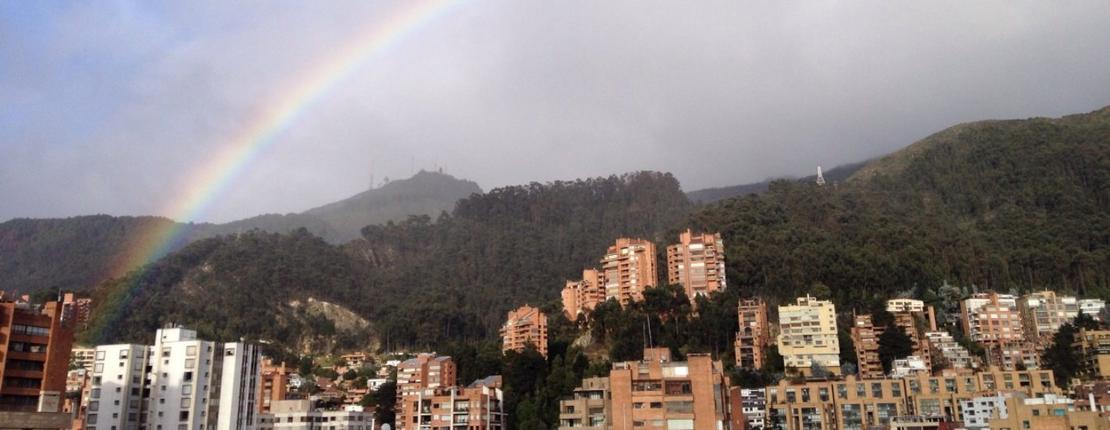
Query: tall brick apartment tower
666,230,727,301
500,305,549,357
734,298,769,369
0,292,77,413
601,238,658,305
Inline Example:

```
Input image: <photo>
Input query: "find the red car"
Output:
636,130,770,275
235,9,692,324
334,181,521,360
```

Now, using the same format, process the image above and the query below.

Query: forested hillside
690,106,1110,310
83,172,692,350
0,171,480,294
69,106,1110,357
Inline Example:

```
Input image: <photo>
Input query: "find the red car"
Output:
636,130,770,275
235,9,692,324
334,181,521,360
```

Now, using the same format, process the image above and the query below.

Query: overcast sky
3,1,1110,223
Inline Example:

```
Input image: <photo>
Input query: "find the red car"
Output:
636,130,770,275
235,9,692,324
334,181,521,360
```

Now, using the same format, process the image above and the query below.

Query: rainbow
108,0,462,281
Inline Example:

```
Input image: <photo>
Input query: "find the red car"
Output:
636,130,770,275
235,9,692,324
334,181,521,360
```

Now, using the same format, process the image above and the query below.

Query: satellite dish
382,424,392,430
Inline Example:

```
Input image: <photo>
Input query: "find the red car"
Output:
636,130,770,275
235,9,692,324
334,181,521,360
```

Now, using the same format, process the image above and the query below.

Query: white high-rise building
86,327,261,430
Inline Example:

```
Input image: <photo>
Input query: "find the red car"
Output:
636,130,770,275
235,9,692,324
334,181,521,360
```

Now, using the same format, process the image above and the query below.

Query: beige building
1018,290,1080,345
558,377,610,430
665,230,726,301
851,314,884,378
763,367,1061,429
500,305,549,357
734,298,770,370
986,393,1109,430
602,238,658,305
1075,329,1110,379
778,295,841,376
562,269,605,320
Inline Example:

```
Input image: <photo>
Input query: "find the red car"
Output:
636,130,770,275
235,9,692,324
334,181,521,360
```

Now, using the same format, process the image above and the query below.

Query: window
181,398,191,408
186,346,197,356
182,384,192,395
96,351,106,360
120,350,129,359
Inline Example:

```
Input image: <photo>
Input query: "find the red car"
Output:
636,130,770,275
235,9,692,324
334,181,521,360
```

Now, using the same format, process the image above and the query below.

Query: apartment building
734,299,770,370
396,354,457,430
562,270,605,320
0,293,77,413
401,381,505,430
1018,290,1080,345
86,327,261,430
985,340,1038,371
887,299,933,371
665,230,726,301
1080,299,1107,321
777,296,841,376
601,238,658,306
735,388,765,430
500,305,549,358
72,347,98,372
1075,329,1110,379
924,331,977,370
986,393,1108,430
259,358,292,414
762,367,1060,429
608,348,731,430
961,292,1024,346
890,356,929,378
558,377,609,430
851,314,884,379
257,400,373,430
766,376,910,430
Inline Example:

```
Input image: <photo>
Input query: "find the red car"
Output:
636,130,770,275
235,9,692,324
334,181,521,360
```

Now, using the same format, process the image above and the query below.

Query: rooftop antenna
816,165,826,186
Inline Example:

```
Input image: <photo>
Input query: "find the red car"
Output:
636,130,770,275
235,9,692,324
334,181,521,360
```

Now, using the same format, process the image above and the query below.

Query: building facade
851,314,884,379
558,377,609,430
961,292,1024,346
0,293,77,413
86,327,261,430
500,305,549,358
396,354,457,430
777,296,840,376
734,299,770,370
665,230,726,301
607,349,731,430
561,270,605,320
1018,290,1080,345
257,400,374,430
400,383,505,430
259,359,292,414
601,238,658,306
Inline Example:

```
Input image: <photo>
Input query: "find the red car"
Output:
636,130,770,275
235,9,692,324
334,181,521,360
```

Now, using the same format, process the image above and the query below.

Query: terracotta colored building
607,348,731,430
396,354,457,430
601,238,658,306
500,305,549,357
0,292,77,413
401,380,505,430
665,230,726,301
961,292,1024,346
851,313,884,378
734,299,770,370
561,269,604,320
887,299,933,371
1018,290,1080,346
259,358,292,414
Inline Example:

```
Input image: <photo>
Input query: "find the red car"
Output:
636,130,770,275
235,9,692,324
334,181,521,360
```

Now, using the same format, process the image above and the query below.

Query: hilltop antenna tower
816,165,826,186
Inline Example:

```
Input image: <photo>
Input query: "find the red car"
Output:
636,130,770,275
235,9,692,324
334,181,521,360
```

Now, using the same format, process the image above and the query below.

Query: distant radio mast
816,165,826,186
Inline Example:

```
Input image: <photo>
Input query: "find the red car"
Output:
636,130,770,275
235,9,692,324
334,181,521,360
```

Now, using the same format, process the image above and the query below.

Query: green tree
372,381,397,425
878,325,913,374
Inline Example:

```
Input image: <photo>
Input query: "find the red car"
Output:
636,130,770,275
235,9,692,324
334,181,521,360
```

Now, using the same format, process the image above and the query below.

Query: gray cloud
3,1,1110,222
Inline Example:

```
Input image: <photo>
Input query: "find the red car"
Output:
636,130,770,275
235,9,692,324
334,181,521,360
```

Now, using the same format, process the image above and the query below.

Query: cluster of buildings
562,231,727,318
394,354,505,430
